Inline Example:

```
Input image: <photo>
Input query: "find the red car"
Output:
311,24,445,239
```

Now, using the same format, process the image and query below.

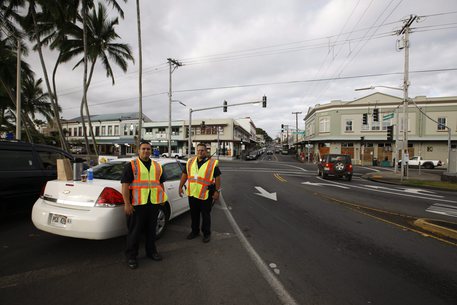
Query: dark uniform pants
189,195,213,236
125,203,160,259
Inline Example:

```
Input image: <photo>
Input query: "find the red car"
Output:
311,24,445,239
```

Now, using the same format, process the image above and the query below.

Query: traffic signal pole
187,97,267,157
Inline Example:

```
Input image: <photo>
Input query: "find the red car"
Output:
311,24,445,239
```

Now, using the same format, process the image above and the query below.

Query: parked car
317,154,353,181
0,140,75,214
397,156,442,169
32,158,189,240
161,151,184,159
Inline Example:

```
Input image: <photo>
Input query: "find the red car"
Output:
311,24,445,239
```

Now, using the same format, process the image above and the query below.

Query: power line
60,67,457,110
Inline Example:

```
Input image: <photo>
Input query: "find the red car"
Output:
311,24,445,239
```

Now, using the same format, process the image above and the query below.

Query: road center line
219,194,298,305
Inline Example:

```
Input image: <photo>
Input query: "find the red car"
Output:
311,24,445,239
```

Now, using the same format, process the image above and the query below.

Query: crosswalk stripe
426,203,457,218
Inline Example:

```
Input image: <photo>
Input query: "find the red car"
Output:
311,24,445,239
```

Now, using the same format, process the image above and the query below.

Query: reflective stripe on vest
129,159,168,205
186,157,218,200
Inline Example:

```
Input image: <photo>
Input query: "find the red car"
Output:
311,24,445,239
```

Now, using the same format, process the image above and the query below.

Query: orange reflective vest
129,158,168,205
186,157,218,200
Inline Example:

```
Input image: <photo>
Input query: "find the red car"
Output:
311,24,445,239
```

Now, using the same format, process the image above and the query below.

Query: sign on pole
383,113,394,120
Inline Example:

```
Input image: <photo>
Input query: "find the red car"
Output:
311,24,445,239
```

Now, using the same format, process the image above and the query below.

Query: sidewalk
363,168,457,241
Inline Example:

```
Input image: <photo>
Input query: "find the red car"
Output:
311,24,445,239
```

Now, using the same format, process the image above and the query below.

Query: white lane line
219,194,298,305
426,203,457,218
315,177,457,204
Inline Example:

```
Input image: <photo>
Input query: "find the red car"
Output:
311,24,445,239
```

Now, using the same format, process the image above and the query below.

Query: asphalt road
1,153,456,305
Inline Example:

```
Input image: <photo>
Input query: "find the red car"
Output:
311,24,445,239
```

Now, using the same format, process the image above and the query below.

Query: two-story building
64,112,151,155
143,117,256,158
304,92,457,165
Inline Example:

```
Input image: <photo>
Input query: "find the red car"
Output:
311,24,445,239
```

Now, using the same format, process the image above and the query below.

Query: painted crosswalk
426,203,457,218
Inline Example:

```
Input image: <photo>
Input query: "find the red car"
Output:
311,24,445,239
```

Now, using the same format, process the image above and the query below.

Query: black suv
0,140,75,214
317,154,353,181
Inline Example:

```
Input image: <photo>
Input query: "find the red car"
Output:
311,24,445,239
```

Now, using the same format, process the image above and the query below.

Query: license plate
50,214,68,226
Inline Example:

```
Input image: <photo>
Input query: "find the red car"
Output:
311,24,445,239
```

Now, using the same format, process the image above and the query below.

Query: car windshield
93,161,128,180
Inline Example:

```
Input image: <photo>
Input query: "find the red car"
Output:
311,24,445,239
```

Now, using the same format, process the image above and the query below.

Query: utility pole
167,58,182,157
292,111,302,152
136,0,143,149
397,15,417,181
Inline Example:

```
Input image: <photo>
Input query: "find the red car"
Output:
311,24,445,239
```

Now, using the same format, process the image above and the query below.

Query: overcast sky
33,0,457,138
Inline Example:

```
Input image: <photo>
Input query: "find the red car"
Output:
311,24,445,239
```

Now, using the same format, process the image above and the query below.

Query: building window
319,118,329,133
345,120,353,132
129,124,134,136
95,126,100,136
101,126,106,136
114,125,119,135
371,121,381,131
172,127,179,135
108,125,113,136
145,127,153,134
78,127,82,136
123,125,128,135
438,117,446,131
157,127,166,134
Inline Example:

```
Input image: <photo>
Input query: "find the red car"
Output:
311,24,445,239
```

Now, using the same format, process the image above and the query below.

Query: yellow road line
274,173,287,182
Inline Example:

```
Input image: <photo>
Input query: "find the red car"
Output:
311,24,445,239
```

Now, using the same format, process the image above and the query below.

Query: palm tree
78,0,126,156
21,75,56,142
20,0,70,150
59,2,133,153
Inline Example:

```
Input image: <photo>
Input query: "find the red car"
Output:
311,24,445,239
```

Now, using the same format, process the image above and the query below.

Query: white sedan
32,158,189,240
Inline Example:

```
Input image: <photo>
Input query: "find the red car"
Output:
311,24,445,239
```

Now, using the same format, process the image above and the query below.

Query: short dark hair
139,140,151,147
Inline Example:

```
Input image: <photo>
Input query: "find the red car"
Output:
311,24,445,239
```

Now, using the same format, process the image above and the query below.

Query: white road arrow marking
301,182,350,189
254,186,277,201
401,188,443,197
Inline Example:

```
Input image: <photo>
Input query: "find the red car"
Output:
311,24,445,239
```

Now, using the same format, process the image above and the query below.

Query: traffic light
262,95,267,108
281,124,284,132
362,113,368,125
373,108,379,122
223,100,227,112
186,127,189,138
387,125,394,142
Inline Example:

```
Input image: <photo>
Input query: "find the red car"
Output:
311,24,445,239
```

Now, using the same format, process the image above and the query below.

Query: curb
413,218,457,240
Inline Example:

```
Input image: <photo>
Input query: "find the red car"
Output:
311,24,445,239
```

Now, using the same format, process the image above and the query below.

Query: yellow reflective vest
129,158,168,205
186,157,218,200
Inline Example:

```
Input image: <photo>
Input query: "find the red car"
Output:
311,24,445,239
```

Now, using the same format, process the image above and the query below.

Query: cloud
26,0,457,138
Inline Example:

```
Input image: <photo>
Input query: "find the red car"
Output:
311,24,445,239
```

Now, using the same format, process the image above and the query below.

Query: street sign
383,113,394,120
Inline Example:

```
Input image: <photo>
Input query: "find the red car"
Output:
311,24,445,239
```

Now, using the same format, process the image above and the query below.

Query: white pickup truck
398,156,442,169
161,151,184,159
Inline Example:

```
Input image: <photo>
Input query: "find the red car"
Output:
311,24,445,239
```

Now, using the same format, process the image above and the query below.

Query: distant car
0,140,75,214
161,152,184,159
246,151,258,160
281,149,289,155
32,158,189,240
266,150,273,155
317,154,353,181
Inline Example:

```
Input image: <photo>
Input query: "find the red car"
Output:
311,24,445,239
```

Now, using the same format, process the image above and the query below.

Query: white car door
162,161,188,216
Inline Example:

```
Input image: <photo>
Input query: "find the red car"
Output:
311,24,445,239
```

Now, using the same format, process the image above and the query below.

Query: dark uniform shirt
121,158,165,204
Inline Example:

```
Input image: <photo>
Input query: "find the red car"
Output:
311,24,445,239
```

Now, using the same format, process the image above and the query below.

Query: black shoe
186,232,199,240
127,259,138,269
147,252,163,261
203,235,211,243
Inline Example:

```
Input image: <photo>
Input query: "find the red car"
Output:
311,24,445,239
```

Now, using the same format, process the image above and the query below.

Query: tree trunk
30,6,68,151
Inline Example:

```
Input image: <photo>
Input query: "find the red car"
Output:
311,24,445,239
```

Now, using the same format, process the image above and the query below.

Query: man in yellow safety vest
179,143,221,243
121,140,168,269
